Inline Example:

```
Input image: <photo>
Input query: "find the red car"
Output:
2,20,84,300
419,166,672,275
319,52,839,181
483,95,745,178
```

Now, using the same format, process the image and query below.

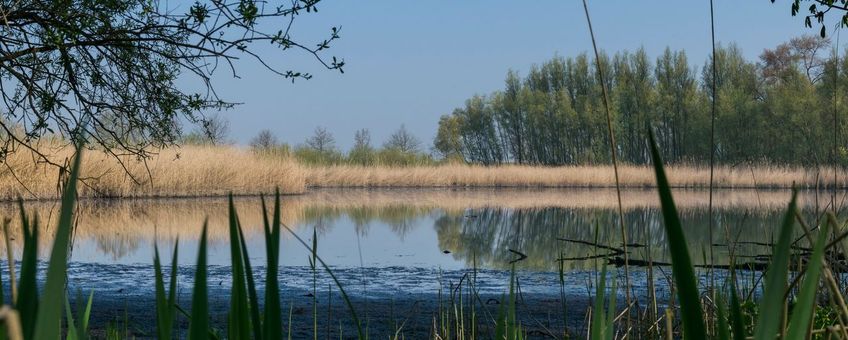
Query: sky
201,1,830,151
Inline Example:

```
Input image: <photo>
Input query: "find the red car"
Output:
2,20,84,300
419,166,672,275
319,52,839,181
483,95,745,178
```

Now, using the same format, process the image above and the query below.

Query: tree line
434,36,847,166
248,125,435,166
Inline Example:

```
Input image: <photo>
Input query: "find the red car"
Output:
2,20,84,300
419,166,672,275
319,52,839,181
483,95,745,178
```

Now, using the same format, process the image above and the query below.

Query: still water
0,188,839,335
0,188,835,270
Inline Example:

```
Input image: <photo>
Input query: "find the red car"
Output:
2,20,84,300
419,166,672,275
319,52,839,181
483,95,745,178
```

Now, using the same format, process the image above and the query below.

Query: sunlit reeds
306,163,848,190
2,143,846,200
0,144,307,200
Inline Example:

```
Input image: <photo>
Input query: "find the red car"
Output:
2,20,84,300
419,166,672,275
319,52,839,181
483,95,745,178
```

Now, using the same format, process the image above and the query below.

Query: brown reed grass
1,144,845,200
0,144,307,200
306,163,848,189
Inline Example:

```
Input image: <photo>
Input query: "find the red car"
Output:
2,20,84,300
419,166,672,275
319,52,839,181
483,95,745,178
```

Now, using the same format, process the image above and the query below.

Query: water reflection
0,188,840,271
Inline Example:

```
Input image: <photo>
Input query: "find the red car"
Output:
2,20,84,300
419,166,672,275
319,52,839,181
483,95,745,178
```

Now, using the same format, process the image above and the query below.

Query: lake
0,188,837,337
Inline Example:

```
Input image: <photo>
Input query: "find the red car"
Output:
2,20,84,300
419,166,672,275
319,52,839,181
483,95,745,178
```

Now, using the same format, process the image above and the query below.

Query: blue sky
205,1,827,150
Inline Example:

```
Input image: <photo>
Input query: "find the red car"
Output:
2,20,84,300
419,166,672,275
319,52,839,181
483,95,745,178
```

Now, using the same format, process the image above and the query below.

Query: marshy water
1,188,841,336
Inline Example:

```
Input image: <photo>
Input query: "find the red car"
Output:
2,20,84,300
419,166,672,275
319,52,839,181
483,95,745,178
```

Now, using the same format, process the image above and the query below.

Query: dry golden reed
0,144,306,200
1,144,846,200
306,163,848,189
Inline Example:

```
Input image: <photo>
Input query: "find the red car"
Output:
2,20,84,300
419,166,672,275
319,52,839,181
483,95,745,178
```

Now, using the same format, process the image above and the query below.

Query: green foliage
189,222,210,340
589,264,616,340
495,266,522,340
752,191,797,340
785,221,829,339
154,240,179,339
440,37,847,165
294,146,346,166
648,130,706,340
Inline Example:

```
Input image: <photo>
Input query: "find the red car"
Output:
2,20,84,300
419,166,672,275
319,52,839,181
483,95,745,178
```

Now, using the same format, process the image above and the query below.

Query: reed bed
0,144,307,200
1,144,846,200
306,163,848,189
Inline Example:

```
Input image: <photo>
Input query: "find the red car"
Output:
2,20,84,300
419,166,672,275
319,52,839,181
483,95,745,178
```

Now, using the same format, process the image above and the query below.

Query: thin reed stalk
581,0,632,328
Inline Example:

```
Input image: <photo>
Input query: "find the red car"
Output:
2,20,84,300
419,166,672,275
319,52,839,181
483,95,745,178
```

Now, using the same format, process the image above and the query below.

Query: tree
250,130,279,150
434,115,463,160
353,128,372,151
182,114,230,145
0,0,344,169
305,126,336,152
349,128,375,165
439,37,846,166
384,125,422,154
201,114,231,145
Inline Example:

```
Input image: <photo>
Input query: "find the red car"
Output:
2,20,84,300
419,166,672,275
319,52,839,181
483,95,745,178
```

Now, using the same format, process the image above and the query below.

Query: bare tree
384,125,422,153
305,126,336,152
353,128,372,151
201,114,231,145
789,35,830,82
250,129,279,150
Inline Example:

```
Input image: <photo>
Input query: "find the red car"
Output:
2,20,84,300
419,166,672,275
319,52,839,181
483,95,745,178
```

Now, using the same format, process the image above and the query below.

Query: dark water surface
0,188,839,337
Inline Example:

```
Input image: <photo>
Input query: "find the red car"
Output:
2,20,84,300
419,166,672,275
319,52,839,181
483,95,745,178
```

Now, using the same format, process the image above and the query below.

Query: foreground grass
1,144,847,200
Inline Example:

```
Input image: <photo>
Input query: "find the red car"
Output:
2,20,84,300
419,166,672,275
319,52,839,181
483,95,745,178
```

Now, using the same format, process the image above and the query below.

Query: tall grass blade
237,219,263,340
32,146,82,340
494,292,506,340
168,240,179,337
154,242,173,339
79,290,93,340
15,201,37,340
263,191,283,340
752,191,798,340
605,275,617,340
590,264,607,340
64,297,77,340
227,195,251,339
648,130,706,340
729,284,745,340
189,222,210,340
716,293,730,340
281,224,365,339
785,221,829,339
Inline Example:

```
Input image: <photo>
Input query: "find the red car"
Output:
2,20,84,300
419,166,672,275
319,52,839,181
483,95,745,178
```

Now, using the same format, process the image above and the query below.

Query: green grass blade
282,224,365,339
237,219,263,340
785,221,829,339
494,292,506,340
168,240,179,335
263,191,283,340
33,146,82,340
752,191,798,340
64,296,77,340
79,290,93,340
590,264,607,340
16,200,38,340
154,242,172,339
507,265,517,340
189,221,209,340
227,195,251,340
648,130,706,340
729,283,746,340
605,274,617,340
716,293,730,340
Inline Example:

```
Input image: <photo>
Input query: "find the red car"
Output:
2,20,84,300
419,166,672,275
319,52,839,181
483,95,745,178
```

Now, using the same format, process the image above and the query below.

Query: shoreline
2,145,848,201
3,180,846,204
